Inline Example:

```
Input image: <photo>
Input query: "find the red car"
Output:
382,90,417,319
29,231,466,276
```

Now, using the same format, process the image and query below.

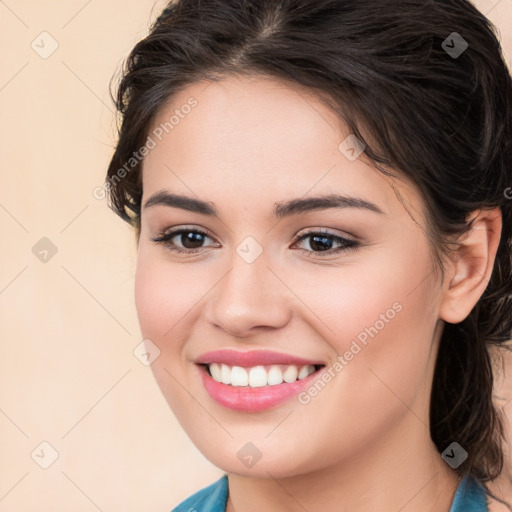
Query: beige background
0,1,511,510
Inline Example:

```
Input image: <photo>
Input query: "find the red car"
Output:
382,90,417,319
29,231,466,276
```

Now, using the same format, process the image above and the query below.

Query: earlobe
439,208,502,324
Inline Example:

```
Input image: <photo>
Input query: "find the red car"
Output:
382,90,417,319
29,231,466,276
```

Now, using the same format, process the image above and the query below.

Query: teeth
231,366,249,386
220,363,231,385
207,363,317,387
267,365,283,386
298,365,312,379
248,366,267,387
283,365,298,383
209,362,222,382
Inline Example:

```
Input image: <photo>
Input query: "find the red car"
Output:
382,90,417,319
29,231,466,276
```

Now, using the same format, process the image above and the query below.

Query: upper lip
195,349,325,367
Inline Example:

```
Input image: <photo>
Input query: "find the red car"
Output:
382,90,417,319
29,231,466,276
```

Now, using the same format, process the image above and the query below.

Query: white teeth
248,366,267,387
207,363,317,387
283,365,298,383
221,363,231,385
298,365,312,379
267,365,283,385
210,362,222,382
231,366,249,386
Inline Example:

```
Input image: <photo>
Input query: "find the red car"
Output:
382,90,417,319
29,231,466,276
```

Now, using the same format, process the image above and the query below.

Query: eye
292,230,359,256
151,226,360,257
151,226,219,253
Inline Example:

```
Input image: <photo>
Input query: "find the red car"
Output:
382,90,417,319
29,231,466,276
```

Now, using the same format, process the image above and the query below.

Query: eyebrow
143,190,385,218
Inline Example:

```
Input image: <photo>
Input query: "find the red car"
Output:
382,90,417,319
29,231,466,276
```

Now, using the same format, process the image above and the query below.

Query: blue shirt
171,473,488,511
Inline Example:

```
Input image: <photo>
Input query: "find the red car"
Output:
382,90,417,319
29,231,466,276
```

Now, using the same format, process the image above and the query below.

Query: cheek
277,275,438,469
134,249,193,411
134,247,197,341
294,243,439,412
134,255,168,339
297,245,433,351
131,232,441,475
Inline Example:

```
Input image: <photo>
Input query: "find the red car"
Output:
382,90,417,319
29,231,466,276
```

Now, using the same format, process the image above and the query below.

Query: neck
226,416,460,512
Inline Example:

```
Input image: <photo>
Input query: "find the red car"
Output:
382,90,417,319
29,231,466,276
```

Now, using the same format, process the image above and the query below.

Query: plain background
0,0,511,510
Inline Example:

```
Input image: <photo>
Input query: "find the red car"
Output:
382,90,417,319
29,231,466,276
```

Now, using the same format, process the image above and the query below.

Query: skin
488,347,512,512
134,74,502,512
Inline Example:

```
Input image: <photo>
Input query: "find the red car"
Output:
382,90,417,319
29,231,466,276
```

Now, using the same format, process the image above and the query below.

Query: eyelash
151,226,360,257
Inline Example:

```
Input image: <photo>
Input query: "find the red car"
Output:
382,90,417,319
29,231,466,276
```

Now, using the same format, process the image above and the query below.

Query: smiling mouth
200,363,325,388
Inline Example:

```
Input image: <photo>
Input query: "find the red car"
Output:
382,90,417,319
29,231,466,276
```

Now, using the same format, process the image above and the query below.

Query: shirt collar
449,474,488,512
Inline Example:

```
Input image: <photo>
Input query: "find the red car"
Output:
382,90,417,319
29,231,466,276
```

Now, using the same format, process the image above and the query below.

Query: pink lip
196,364,325,412
195,349,324,367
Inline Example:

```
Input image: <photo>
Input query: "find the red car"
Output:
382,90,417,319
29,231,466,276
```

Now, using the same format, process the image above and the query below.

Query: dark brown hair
105,0,512,505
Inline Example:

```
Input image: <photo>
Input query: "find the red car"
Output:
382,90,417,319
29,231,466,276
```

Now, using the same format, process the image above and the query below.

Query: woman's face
135,75,444,477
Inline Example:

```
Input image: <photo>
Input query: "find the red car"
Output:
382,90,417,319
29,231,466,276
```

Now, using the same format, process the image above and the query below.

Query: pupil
310,235,332,251
182,232,204,249
179,233,334,251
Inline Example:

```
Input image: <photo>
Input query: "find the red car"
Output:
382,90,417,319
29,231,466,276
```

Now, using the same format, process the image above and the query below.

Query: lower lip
197,364,324,412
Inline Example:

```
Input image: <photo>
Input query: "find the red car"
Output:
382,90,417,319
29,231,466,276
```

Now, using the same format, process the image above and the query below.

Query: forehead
141,75,421,219
144,74,343,173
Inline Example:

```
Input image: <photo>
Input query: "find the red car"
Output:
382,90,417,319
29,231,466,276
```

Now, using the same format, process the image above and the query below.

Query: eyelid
295,226,356,240
153,225,356,241
151,225,361,257
292,228,359,254
151,225,218,246
155,224,214,239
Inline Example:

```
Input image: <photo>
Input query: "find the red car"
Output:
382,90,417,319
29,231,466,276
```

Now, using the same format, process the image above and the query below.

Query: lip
196,351,326,412
195,349,325,367
196,364,325,412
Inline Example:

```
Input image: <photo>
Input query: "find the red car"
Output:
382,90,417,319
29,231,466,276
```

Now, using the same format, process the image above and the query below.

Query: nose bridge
204,242,291,336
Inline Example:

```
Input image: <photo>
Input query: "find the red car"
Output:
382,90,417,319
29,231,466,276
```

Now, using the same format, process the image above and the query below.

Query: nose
203,249,293,339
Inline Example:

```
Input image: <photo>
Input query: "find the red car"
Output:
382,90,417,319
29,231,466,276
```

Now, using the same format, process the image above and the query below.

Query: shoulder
171,474,229,512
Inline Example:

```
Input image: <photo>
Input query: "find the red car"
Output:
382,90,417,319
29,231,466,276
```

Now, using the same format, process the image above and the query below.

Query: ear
439,207,502,324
